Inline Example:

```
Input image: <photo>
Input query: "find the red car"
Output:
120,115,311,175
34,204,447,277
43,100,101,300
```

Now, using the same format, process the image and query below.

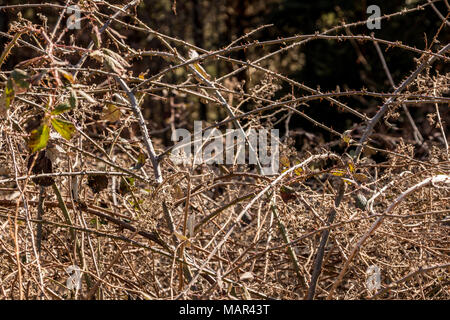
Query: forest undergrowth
0,0,449,299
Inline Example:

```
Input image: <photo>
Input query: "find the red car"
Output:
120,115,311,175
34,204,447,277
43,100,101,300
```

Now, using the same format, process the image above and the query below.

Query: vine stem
115,76,163,184
175,152,340,299
373,40,423,144
326,175,450,300
354,43,450,160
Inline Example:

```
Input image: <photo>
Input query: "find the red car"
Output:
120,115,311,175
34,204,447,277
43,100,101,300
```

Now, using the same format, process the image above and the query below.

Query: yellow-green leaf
58,69,75,84
293,160,303,176
28,124,50,153
174,231,191,247
0,79,15,111
342,178,354,185
118,177,135,195
1,70,30,112
331,169,346,177
51,118,76,140
193,63,210,80
342,136,350,144
132,152,147,170
348,162,355,173
342,130,352,145
188,49,211,80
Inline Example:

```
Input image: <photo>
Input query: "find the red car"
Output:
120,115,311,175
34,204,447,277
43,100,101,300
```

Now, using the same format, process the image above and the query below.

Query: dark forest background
1,0,448,142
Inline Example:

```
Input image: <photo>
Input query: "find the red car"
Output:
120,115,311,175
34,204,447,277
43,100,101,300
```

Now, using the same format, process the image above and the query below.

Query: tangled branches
0,0,448,300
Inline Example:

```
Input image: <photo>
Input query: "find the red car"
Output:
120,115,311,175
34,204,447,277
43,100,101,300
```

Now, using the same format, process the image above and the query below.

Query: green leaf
51,118,76,140
89,218,108,226
293,160,303,176
11,69,30,92
119,177,135,195
0,79,15,112
51,103,72,115
5,79,15,106
69,89,78,109
1,70,30,113
28,124,50,153
132,152,147,170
